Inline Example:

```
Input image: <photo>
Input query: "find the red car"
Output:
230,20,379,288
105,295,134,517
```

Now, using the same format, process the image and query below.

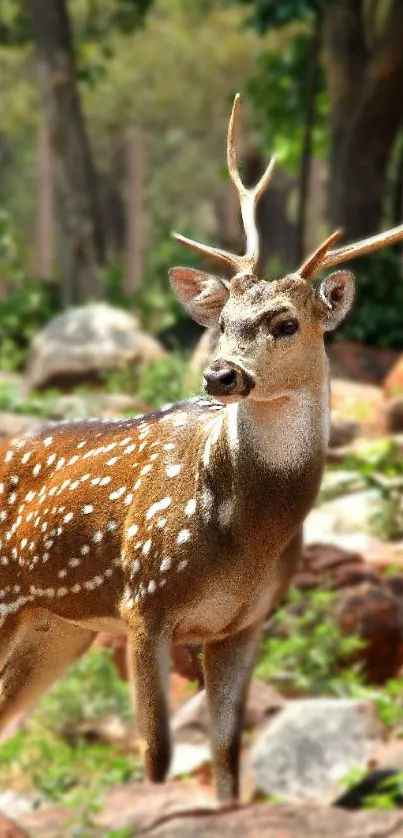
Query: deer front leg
204,622,261,804
127,623,171,783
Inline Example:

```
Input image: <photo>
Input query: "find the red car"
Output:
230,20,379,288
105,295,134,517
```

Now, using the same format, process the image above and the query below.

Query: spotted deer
1,95,403,804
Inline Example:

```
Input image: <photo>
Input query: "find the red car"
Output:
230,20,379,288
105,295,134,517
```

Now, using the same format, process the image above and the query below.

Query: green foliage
104,353,200,408
363,772,403,810
337,251,403,349
36,645,132,730
256,587,365,696
0,211,61,370
239,0,326,33
373,679,403,735
247,31,328,169
342,438,403,540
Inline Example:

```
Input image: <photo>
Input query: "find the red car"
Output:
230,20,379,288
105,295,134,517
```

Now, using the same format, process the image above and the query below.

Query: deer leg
126,624,171,784
0,607,94,733
204,622,262,803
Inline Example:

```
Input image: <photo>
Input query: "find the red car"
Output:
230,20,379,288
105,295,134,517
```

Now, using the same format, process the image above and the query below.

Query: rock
145,805,403,838
250,698,381,801
0,412,38,440
0,813,29,838
172,680,284,744
20,781,403,837
330,379,384,437
328,340,398,385
18,779,403,837
0,792,34,819
25,303,166,390
169,743,212,779
329,416,359,448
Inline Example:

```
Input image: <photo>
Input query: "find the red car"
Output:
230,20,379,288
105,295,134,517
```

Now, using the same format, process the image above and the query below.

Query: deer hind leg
0,607,94,734
204,622,262,804
126,622,171,783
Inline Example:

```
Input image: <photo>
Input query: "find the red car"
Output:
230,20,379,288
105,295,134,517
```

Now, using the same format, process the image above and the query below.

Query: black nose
203,359,255,398
204,367,237,394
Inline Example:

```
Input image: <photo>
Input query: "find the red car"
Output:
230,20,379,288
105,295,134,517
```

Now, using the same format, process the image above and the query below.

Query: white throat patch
233,385,329,472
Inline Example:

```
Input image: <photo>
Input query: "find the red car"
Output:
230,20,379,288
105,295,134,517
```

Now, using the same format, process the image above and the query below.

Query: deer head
170,93,403,404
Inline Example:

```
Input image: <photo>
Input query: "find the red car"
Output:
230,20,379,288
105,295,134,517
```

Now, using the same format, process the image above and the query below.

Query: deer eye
219,317,225,334
271,318,299,339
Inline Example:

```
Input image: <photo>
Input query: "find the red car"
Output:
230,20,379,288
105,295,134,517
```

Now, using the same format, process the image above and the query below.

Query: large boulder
250,698,381,801
25,303,166,390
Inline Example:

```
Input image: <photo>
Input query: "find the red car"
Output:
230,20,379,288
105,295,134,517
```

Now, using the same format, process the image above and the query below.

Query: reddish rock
276,543,403,684
18,784,403,838
0,814,29,838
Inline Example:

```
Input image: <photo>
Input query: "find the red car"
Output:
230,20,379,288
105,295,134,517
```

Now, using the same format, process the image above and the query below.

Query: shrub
256,587,365,696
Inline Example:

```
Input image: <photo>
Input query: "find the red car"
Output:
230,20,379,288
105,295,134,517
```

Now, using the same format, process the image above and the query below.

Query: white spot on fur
160,557,171,572
166,464,181,478
177,529,191,545
127,523,138,538
184,498,196,517
145,497,171,520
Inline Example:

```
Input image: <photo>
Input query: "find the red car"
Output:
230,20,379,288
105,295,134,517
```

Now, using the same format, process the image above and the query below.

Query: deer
1,94,403,806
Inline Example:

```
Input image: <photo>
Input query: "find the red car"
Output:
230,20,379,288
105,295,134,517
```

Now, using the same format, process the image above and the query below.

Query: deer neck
222,360,330,474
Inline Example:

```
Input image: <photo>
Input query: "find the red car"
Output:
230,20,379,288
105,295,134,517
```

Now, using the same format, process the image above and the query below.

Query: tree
325,0,403,241
2,0,153,304
27,0,105,304
239,0,403,243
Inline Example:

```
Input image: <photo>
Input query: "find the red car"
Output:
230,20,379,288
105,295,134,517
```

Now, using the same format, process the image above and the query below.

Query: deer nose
203,359,255,398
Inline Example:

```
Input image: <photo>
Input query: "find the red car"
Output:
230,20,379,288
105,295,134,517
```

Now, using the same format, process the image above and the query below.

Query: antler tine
298,230,343,279
171,233,244,273
172,93,276,278
227,93,276,273
319,222,403,274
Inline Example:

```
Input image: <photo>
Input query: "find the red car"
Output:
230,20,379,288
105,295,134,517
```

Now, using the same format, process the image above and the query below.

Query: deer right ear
169,267,229,327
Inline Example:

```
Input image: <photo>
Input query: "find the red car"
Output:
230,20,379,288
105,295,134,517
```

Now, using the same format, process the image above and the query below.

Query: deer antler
299,223,403,280
173,93,276,276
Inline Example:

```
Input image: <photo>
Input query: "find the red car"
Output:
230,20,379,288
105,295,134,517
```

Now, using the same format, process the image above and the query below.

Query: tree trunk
325,0,403,241
296,10,322,263
27,0,105,304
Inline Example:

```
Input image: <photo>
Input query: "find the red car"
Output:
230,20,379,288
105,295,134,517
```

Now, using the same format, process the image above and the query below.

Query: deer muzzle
203,359,255,399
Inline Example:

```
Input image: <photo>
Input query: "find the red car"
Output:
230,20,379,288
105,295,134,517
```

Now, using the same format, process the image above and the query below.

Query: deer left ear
314,270,355,331
169,267,230,327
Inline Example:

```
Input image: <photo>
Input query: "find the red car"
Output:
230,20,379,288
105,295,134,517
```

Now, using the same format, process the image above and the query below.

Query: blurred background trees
0,0,403,348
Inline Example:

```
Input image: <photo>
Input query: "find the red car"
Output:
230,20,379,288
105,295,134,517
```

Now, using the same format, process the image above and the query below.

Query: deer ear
169,267,229,327
314,270,355,331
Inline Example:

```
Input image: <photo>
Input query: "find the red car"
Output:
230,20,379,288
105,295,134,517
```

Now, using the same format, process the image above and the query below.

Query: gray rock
25,303,166,389
172,680,284,745
250,698,381,801
168,742,212,779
